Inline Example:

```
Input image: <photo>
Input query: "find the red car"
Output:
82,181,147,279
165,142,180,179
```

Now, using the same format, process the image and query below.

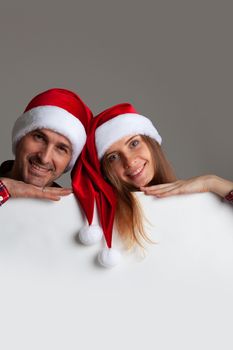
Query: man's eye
107,153,120,162
33,133,44,141
57,146,67,153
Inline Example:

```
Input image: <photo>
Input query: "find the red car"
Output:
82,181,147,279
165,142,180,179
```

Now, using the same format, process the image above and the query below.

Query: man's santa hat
12,88,93,171
72,103,162,268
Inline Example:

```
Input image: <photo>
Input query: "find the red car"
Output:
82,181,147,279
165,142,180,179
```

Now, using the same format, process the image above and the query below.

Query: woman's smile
125,162,146,178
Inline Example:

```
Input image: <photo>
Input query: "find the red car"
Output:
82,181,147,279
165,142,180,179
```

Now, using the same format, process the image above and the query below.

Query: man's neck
0,160,15,179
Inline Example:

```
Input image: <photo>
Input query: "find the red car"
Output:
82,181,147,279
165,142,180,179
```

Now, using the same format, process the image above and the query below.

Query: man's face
12,128,72,187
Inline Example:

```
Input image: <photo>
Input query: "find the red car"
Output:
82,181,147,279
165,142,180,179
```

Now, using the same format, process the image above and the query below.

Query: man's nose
38,146,53,164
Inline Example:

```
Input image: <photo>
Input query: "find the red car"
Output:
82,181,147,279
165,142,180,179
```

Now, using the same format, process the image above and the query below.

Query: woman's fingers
153,185,185,197
141,182,178,191
142,183,182,197
140,177,211,198
141,182,182,195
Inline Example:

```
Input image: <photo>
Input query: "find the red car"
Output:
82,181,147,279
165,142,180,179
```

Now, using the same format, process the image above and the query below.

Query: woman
99,114,176,250
72,103,176,267
72,103,233,267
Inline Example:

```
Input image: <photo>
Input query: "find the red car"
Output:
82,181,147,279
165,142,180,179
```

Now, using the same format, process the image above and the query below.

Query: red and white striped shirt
0,180,10,206
225,190,233,202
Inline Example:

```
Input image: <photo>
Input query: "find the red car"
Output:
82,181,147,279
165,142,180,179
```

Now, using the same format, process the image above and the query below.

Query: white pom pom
98,248,122,268
78,225,103,245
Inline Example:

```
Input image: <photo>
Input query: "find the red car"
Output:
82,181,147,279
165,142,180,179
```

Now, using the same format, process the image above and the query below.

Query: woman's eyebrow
105,151,115,157
125,135,139,145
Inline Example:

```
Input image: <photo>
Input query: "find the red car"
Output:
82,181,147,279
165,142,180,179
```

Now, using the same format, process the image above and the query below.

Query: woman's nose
123,153,137,168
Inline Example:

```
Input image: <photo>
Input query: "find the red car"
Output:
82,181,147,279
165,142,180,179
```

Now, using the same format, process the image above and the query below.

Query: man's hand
1,178,72,201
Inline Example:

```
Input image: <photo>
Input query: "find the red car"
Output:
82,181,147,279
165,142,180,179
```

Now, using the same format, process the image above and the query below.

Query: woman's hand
1,178,72,201
140,175,233,199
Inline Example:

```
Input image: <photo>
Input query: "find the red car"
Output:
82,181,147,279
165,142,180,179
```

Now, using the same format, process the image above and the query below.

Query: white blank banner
0,193,232,350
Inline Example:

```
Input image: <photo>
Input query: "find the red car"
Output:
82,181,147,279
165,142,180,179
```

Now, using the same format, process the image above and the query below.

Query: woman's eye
107,153,120,163
130,139,139,148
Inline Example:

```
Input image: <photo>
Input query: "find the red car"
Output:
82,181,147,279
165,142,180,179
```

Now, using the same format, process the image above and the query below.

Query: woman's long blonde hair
101,135,176,249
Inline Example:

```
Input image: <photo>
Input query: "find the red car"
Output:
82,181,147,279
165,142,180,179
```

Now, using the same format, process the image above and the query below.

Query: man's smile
28,158,53,175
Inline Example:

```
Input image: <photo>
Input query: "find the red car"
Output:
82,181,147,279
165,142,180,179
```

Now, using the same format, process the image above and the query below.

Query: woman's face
104,135,155,188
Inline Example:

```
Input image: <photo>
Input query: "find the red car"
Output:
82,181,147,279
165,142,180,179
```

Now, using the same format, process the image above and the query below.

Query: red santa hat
12,88,93,171
72,103,162,268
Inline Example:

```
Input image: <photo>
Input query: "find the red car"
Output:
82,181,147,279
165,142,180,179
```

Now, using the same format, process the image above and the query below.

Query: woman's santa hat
12,88,93,171
72,103,162,268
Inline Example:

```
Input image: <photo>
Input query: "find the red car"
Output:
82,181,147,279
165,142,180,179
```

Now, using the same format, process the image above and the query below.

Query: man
0,88,92,205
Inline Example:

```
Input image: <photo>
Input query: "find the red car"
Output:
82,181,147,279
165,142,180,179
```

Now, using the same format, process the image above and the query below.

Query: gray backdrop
0,0,232,187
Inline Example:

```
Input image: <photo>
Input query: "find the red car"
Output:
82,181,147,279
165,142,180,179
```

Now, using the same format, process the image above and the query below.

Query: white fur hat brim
95,113,162,159
12,105,86,171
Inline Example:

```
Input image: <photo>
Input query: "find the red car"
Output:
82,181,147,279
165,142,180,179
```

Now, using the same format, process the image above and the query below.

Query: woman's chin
127,170,154,189
129,179,150,189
